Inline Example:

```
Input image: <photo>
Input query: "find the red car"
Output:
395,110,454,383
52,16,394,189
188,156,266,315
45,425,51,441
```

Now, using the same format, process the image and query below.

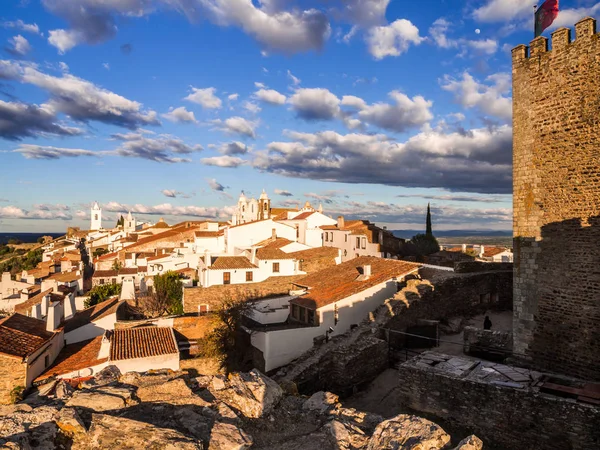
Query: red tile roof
35,336,106,381
49,271,81,283
109,327,178,361
118,268,138,275
14,289,64,315
0,314,55,359
64,297,121,333
93,270,118,278
194,230,224,238
209,256,257,270
290,211,315,220
287,246,340,260
291,256,420,309
255,238,295,260
482,247,509,257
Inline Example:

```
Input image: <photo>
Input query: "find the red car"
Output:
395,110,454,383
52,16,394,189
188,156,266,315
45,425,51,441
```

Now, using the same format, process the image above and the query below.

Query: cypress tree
426,203,433,236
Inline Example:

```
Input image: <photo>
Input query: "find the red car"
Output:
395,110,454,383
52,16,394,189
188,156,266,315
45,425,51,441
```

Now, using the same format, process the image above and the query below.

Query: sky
0,0,598,233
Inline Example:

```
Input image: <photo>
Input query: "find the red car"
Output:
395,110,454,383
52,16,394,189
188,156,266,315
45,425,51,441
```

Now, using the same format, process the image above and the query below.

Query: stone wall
463,326,512,359
454,262,513,273
512,18,600,381
0,356,26,404
385,269,512,348
396,359,600,450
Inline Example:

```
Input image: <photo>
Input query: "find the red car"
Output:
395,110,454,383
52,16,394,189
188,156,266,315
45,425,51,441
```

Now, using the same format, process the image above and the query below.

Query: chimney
46,301,63,332
462,244,467,253
204,250,211,267
98,331,111,359
337,216,345,229
41,279,59,294
251,247,257,265
41,293,50,317
20,288,29,302
363,264,372,277
479,245,485,257
272,228,277,240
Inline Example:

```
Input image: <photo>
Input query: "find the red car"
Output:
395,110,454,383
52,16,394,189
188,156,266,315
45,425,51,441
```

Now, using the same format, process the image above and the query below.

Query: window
112,278,117,284
307,309,316,326
251,204,254,213
292,304,299,319
356,237,361,248
44,354,50,368
99,279,105,285
223,272,231,284
345,235,348,243
273,262,280,273
94,214,98,220
246,271,253,282
299,307,306,322
198,304,209,316
325,233,329,242
362,238,367,249
344,249,347,256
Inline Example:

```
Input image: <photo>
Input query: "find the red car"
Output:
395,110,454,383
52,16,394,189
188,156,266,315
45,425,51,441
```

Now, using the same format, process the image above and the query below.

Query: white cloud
255,88,287,105
8,35,32,55
274,189,293,196
184,87,222,109
48,29,83,54
341,95,367,110
219,141,248,155
254,81,266,89
212,116,257,138
111,134,203,163
0,205,72,220
473,0,536,23
244,101,262,114
161,189,194,198
102,201,236,219
102,62,110,70
13,144,97,159
162,106,197,123
357,91,433,132
58,62,69,72
207,178,226,192
287,69,301,85
228,93,239,101
2,20,41,35
201,155,246,167
331,0,391,27
430,19,498,56
366,19,424,60
288,88,341,120
441,72,512,121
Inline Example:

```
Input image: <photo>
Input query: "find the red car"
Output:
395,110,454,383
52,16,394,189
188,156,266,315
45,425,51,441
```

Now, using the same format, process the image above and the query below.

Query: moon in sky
475,29,481,34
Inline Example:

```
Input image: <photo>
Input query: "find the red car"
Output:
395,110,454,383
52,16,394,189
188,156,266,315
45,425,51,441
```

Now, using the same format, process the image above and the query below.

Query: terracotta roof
64,297,121,333
174,267,197,278
109,327,178,361
49,271,81,283
209,256,257,270
93,270,118,278
137,266,148,273
256,247,294,261
35,336,106,382
291,211,315,220
482,247,509,257
14,289,62,315
96,251,119,262
0,314,55,359
194,230,224,238
287,246,339,260
270,207,298,217
118,268,138,275
291,256,420,309
254,237,293,248
26,267,51,279
147,254,171,261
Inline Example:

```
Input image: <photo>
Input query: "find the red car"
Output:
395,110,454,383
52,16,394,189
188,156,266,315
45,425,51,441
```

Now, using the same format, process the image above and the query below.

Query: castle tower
258,189,271,220
90,202,102,231
512,17,600,381
124,211,136,234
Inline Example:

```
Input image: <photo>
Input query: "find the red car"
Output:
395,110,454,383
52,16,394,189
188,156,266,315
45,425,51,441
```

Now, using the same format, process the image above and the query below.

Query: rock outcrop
0,368,482,449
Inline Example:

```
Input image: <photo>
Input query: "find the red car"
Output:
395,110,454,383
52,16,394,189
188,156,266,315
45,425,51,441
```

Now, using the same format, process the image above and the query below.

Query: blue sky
0,0,598,233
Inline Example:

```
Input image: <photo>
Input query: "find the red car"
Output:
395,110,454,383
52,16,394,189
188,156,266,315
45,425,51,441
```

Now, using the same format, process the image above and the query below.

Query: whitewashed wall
25,331,64,387
64,313,117,345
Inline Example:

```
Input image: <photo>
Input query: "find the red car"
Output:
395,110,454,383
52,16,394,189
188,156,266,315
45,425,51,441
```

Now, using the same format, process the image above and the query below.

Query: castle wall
512,18,600,381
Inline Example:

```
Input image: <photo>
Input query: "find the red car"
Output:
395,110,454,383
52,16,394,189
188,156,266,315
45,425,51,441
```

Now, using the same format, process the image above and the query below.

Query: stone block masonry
512,17,600,381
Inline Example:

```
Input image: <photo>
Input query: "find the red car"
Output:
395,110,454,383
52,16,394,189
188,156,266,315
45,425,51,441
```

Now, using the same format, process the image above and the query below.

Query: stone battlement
512,16,597,61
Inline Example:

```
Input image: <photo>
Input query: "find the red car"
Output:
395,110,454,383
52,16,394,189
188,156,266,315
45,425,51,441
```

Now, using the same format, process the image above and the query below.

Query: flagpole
534,4,538,39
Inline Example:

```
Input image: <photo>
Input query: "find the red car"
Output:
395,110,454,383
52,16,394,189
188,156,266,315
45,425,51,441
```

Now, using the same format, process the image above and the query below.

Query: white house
0,272,34,310
247,256,420,372
225,219,297,254
278,209,337,247
479,246,514,263
63,297,122,345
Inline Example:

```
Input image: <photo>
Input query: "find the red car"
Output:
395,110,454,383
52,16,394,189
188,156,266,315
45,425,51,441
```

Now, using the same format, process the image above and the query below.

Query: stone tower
512,17,600,381
90,202,102,231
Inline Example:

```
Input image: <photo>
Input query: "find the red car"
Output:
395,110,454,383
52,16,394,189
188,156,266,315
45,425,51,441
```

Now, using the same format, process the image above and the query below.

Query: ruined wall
463,326,512,358
512,18,600,380
0,356,26,404
396,363,600,450
385,270,512,348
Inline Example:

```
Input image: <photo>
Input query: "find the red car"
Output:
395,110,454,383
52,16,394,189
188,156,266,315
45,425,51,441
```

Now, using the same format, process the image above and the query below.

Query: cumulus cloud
184,87,222,109
288,88,341,120
7,35,32,56
111,134,203,163
201,155,246,167
102,200,235,219
207,178,226,192
274,189,293,196
0,100,83,140
243,101,261,114
429,18,498,56
12,144,98,159
0,205,73,220
331,0,391,27
341,95,367,110
473,0,536,23
366,19,424,60
441,72,512,121
228,93,239,101
18,66,160,128
48,29,84,54
162,106,197,123
219,141,248,155
255,88,286,105
2,20,41,35
254,126,513,194
211,116,257,138
357,91,433,132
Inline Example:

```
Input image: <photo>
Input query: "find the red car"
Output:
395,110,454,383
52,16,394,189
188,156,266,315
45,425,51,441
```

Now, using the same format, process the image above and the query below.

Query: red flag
535,0,559,37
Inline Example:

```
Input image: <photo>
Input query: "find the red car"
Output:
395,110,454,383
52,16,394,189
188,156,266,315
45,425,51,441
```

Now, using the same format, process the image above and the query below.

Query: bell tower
259,189,271,220
90,202,102,231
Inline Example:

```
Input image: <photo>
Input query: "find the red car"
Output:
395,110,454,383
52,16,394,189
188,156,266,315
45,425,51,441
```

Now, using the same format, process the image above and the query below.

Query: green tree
426,203,433,237
93,248,109,258
111,260,123,271
85,283,121,308
140,271,183,317
0,248,43,276
116,215,125,228
410,233,440,257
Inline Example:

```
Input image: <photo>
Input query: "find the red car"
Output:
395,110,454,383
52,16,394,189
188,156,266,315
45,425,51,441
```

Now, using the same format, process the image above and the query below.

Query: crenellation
551,27,572,49
529,36,548,56
511,44,528,62
575,16,597,39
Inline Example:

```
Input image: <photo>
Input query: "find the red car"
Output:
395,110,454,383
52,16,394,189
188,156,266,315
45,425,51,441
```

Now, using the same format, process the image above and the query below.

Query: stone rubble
0,365,483,449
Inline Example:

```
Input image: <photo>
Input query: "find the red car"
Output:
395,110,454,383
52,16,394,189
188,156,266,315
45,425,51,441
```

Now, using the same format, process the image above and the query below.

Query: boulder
452,435,483,450
324,420,368,450
172,405,212,443
208,420,253,450
55,407,86,437
303,391,340,413
367,414,451,450
66,385,134,412
94,365,122,385
332,408,384,434
211,370,283,419
54,380,74,399
74,413,203,449
0,405,59,450
135,378,209,406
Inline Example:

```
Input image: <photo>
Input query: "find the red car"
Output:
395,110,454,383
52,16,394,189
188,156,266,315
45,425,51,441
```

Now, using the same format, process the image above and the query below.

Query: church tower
236,191,248,224
258,189,271,220
124,211,136,234
90,202,102,231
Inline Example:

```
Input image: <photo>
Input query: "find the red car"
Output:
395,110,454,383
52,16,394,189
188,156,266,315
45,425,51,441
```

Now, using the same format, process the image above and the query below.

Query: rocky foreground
0,367,482,449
